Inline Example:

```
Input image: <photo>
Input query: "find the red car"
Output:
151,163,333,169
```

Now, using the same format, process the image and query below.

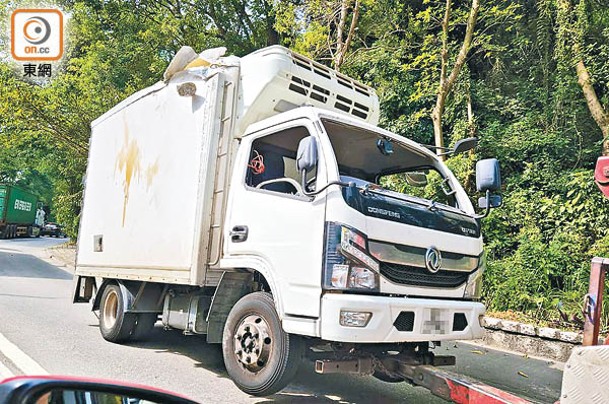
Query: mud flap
206,271,253,343
72,276,96,303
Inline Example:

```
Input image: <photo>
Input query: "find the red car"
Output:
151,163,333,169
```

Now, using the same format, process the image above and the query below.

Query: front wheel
222,292,303,396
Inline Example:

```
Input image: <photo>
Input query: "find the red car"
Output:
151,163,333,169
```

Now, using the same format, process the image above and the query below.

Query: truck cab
225,107,485,342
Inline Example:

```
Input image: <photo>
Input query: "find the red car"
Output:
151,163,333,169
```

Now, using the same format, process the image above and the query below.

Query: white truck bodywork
75,46,488,391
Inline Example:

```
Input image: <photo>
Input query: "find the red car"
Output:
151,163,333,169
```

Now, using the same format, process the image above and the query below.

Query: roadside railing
582,257,609,346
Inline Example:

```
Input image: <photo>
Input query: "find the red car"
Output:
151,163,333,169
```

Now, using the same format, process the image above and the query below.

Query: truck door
225,120,326,318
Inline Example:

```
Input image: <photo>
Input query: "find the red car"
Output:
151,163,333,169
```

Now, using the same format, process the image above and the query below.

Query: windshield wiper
361,186,467,216
360,186,431,210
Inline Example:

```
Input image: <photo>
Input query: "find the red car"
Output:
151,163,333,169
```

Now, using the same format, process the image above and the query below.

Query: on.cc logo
23,16,52,45
11,9,63,61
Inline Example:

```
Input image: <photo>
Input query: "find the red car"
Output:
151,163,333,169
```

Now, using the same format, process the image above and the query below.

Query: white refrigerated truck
73,45,501,396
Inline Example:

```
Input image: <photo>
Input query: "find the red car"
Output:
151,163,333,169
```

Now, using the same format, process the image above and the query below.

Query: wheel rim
233,315,272,372
102,289,119,329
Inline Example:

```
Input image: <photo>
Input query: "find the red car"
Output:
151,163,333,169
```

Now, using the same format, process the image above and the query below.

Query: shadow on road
119,324,562,403
0,251,72,280
121,326,443,404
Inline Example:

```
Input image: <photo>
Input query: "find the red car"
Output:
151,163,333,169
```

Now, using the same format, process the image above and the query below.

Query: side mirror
453,137,478,155
296,136,318,173
475,158,502,219
476,158,501,192
0,376,197,404
478,194,502,209
594,156,609,199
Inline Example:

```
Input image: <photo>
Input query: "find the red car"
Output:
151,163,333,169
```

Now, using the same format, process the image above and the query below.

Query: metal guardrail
582,257,609,346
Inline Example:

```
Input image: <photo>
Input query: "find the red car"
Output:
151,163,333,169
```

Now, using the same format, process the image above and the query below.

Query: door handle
230,225,248,242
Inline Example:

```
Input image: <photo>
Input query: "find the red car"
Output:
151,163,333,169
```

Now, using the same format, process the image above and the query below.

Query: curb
483,317,582,344
44,244,76,273
482,317,583,362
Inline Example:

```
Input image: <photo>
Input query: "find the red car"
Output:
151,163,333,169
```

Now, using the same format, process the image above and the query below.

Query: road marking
0,360,14,379
0,332,48,375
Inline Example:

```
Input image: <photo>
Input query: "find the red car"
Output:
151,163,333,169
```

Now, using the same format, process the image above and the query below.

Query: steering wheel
255,178,305,195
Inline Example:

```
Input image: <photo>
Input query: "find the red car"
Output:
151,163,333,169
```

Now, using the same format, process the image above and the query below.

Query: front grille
394,311,415,332
380,262,471,288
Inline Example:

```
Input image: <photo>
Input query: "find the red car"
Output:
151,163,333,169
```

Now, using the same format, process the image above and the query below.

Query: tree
431,0,480,157
282,0,363,70
576,59,609,154
333,0,361,70
557,0,609,155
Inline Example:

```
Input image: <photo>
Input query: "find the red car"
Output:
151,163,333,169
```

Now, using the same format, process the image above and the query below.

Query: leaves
0,0,609,328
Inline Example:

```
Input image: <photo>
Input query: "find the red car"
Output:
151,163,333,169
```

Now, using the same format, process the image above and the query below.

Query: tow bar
315,353,530,403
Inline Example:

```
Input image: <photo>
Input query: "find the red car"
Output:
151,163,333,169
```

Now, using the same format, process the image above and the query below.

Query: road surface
0,237,563,403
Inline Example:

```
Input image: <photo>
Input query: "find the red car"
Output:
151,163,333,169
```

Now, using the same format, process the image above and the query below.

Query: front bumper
320,293,485,343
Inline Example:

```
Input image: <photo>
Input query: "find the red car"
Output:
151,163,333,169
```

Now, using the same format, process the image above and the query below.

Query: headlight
341,227,380,271
464,251,485,299
323,222,379,292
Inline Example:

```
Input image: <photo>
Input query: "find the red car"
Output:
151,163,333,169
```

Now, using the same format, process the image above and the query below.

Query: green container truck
0,184,40,239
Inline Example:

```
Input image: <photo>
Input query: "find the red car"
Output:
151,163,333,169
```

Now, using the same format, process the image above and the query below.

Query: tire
99,284,136,343
222,292,303,396
131,313,158,341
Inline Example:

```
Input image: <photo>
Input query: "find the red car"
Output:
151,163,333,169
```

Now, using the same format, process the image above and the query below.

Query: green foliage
483,226,588,321
380,169,457,207
1,0,609,326
1,0,284,238
480,166,609,325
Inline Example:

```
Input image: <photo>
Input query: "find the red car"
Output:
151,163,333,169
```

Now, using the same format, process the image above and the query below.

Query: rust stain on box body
115,116,159,226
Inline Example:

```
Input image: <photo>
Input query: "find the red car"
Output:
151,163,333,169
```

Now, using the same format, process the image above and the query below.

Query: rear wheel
222,292,303,396
99,284,136,343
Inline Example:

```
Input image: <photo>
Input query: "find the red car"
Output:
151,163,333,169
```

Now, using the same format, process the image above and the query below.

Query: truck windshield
322,118,458,209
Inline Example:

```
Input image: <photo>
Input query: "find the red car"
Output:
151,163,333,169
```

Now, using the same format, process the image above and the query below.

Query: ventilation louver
287,52,373,121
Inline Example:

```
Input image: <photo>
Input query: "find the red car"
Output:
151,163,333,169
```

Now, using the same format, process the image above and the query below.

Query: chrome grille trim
369,241,479,272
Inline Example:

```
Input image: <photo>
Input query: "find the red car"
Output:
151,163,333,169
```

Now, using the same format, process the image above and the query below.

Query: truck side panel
76,72,228,285
0,185,37,225
0,185,6,222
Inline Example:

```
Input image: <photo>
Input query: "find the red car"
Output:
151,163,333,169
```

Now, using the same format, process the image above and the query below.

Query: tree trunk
432,104,444,155
333,0,360,71
575,59,609,155
467,81,475,135
432,0,480,160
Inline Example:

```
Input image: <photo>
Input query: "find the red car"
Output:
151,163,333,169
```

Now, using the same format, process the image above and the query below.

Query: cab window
245,126,317,195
